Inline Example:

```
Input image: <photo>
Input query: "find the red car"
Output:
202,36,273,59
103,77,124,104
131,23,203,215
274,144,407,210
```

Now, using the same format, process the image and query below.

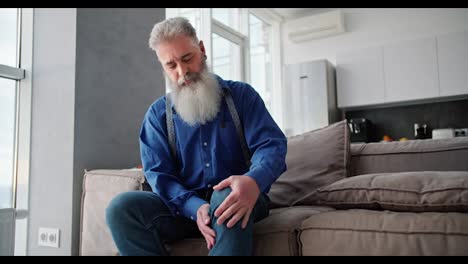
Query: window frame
211,18,247,82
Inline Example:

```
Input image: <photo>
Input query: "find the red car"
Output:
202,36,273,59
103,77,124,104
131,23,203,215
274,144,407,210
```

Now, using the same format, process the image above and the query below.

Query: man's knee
209,187,232,210
106,191,156,227
106,192,135,227
106,191,169,229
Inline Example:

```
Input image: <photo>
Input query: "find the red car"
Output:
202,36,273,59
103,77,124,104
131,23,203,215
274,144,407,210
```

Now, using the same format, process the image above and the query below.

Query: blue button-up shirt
139,75,287,221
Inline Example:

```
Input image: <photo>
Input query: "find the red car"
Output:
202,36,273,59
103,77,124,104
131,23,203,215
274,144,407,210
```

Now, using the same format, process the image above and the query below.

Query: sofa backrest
350,137,468,176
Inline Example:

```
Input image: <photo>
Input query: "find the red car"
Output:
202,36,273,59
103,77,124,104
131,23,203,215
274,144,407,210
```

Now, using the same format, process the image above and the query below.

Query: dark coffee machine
348,118,372,143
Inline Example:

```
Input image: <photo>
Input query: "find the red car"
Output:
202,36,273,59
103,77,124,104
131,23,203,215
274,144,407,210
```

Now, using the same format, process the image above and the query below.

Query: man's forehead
157,38,198,62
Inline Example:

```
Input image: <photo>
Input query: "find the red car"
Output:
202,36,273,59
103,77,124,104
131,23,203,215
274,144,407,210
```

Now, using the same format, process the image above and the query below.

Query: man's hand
212,175,260,229
196,203,216,250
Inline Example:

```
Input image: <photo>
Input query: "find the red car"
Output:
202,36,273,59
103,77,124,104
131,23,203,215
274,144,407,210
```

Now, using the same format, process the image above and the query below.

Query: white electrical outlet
455,128,468,137
38,227,60,248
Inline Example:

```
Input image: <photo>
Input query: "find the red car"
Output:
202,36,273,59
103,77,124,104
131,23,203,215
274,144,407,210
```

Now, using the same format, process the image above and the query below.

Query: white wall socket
38,227,60,248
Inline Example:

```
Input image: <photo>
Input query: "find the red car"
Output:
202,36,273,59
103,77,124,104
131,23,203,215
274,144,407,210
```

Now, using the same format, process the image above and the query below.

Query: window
248,13,273,111
177,8,202,35
212,8,240,32
0,8,19,210
0,78,16,209
0,8,32,255
212,33,242,81
211,15,246,82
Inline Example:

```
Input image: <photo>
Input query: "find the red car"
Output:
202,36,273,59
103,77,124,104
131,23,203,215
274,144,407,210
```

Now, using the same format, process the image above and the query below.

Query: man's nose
177,64,189,78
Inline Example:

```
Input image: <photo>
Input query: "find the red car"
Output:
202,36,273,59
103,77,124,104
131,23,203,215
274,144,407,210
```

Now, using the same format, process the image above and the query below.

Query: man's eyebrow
181,53,192,60
165,60,175,66
165,53,192,66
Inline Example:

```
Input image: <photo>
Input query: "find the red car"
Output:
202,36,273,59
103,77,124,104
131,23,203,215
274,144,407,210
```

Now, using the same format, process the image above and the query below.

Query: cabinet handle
299,76,308,79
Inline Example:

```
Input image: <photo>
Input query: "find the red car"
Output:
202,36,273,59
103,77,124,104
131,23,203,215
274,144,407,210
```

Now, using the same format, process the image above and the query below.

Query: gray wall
73,8,165,255
28,8,165,255
29,8,77,255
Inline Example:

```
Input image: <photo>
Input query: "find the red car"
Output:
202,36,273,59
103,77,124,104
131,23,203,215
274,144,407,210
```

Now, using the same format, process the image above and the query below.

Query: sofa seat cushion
315,171,468,212
299,209,468,255
168,206,334,256
253,206,335,256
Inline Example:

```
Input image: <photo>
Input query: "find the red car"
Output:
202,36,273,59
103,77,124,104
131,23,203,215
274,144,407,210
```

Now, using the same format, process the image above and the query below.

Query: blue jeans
105,188,270,256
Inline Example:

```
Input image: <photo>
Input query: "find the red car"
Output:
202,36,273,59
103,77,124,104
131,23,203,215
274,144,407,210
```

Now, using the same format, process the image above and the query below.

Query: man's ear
199,40,206,57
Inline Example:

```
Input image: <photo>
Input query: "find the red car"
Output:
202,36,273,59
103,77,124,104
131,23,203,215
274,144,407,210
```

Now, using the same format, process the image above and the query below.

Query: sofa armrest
80,169,145,256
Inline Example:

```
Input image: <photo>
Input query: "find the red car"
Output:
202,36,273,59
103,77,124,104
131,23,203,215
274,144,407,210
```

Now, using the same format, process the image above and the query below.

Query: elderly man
106,17,287,256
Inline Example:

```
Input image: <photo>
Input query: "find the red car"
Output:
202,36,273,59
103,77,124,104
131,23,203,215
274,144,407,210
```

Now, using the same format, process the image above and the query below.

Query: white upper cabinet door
336,46,385,108
437,30,468,97
384,37,439,103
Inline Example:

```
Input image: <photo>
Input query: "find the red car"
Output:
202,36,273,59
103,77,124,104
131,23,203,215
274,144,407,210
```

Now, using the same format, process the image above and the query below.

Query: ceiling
270,8,329,20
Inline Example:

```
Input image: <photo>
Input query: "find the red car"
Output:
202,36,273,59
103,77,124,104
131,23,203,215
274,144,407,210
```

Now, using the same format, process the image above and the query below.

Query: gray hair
148,17,199,52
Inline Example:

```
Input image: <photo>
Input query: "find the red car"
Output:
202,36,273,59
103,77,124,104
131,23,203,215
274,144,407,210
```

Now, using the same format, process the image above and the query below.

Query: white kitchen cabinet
437,30,468,97
283,60,339,137
383,37,439,103
336,46,385,108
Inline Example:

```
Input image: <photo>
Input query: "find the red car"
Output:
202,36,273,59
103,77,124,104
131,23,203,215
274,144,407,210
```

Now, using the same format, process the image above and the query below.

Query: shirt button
176,211,180,215
207,184,212,188
205,163,210,167
203,142,208,147
190,216,194,220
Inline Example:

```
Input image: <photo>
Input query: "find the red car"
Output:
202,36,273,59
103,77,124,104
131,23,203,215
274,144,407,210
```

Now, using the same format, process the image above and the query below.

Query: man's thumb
213,177,231,190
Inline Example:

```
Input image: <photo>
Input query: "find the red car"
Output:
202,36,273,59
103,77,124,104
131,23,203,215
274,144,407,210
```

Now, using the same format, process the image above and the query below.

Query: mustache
177,71,201,86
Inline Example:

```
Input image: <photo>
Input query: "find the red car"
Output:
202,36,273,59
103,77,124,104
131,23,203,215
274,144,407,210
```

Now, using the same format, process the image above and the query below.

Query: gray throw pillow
268,120,351,208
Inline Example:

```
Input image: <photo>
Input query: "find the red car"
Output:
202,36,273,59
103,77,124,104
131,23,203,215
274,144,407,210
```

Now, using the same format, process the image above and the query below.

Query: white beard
167,66,222,126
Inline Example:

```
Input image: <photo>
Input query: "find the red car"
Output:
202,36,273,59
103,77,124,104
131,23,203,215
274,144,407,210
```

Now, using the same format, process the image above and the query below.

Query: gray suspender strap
165,94,178,167
165,89,252,169
223,87,252,168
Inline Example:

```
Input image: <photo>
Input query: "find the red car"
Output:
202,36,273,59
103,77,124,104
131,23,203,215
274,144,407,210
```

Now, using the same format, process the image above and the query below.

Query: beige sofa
80,125,468,255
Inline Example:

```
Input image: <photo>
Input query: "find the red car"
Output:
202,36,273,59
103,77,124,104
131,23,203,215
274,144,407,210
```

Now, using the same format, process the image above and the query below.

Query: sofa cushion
315,171,468,212
268,120,350,208
253,206,334,256
168,206,334,256
350,137,468,176
299,209,468,255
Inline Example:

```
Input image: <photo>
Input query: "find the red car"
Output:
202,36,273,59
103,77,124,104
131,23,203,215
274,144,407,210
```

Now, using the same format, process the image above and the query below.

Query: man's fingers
214,192,237,217
216,202,240,225
213,177,232,191
209,236,215,247
201,226,216,249
202,208,211,225
197,204,217,250
226,208,247,228
201,224,216,238
241,208,253,229
206,235,214,249
202,233,214,250
203,235,211,249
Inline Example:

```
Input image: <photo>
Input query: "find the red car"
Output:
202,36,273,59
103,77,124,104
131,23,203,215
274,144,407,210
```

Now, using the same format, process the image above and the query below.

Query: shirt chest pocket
217,120,247,175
